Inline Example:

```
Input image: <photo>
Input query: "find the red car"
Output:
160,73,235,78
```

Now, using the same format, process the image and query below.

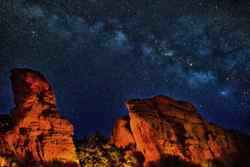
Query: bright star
219,90,230,96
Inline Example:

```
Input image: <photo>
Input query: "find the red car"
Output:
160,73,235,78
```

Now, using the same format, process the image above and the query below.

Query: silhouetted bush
150,155,200,167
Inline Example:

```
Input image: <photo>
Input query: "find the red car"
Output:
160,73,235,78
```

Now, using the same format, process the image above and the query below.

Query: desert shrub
155,155,199,167
201,159,225,167
0,155,22,167
76,133,141,167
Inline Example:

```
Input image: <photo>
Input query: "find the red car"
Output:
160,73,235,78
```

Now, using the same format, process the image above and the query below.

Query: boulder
111,116,135,148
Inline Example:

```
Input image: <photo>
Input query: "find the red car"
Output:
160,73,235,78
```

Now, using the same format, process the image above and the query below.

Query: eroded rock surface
0,68,79,166
112,95,250,167
111,116,135,148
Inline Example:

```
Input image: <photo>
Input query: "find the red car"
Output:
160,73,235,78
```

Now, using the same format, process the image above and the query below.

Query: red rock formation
111,116,135,148
0,68,79,166
112,95,250,167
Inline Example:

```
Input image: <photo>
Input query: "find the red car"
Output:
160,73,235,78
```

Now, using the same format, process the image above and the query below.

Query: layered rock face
0,68,79,166
112,95,250,167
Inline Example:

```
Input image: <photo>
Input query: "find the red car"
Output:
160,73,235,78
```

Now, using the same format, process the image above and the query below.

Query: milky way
0,0,250,137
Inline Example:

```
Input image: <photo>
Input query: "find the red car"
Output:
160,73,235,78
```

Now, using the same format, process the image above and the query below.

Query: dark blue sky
0,0,250,137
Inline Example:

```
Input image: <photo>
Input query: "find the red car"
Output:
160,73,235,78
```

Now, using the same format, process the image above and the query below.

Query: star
219,90,229,96
0,0,250,136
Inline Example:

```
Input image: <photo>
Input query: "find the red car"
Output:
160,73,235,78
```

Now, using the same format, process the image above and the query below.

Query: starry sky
0,0,250,137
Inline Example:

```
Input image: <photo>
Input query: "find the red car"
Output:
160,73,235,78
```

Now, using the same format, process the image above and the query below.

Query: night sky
0,0,250,137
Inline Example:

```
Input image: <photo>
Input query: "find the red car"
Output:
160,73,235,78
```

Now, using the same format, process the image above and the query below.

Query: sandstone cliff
0,68,79,166
112,95,250,167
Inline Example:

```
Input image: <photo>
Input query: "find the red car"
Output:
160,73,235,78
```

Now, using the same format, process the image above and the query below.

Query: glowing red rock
112,95,250,167
0,68,79,166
